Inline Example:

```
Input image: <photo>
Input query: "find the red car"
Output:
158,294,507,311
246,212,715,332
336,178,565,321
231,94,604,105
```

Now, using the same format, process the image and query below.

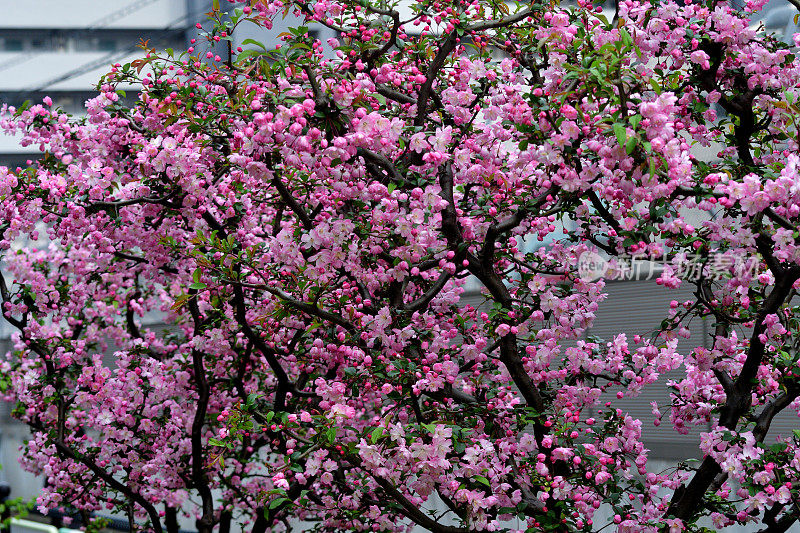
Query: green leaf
771,442,788,452
171,293,192,310
373,92,387,107
626,135,637,155
242,39,267,51
387,182,396,194
246,393,260,407
370,427,385,444
236,49,263,61
649,78,662,94
189,282,207,290
269,497,290,510
475,475,491,487
613,123,627,147
326,427,337,444
619,27,632,46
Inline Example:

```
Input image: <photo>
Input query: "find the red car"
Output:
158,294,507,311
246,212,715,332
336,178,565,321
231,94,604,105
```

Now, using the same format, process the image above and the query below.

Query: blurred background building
0,1,213,169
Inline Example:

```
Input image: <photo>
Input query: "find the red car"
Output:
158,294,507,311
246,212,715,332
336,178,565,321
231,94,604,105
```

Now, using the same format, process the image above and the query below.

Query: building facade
0,1,211,167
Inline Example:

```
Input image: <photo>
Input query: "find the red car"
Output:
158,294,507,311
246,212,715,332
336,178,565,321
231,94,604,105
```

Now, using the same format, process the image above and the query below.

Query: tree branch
465,7,535,32
401,271,452,312
47,438,164,533
668,266,800,520
357,147,406,185
272,174,313,230
480,187,557,272
415,34,458,127
187,295,215,533
231,282,292,410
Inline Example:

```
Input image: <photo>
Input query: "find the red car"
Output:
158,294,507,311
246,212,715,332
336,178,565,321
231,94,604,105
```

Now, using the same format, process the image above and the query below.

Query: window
3,39,23,51
98,39,117,52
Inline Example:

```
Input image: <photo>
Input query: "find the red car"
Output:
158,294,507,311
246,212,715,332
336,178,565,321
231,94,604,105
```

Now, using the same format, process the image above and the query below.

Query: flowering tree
1,0,800,531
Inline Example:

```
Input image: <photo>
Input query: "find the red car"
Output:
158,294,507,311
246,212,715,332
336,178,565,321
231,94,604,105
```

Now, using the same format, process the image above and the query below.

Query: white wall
0,0,187,30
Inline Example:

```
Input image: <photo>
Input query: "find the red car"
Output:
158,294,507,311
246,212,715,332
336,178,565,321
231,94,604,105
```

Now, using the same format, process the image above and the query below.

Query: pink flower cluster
1,0,800,531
